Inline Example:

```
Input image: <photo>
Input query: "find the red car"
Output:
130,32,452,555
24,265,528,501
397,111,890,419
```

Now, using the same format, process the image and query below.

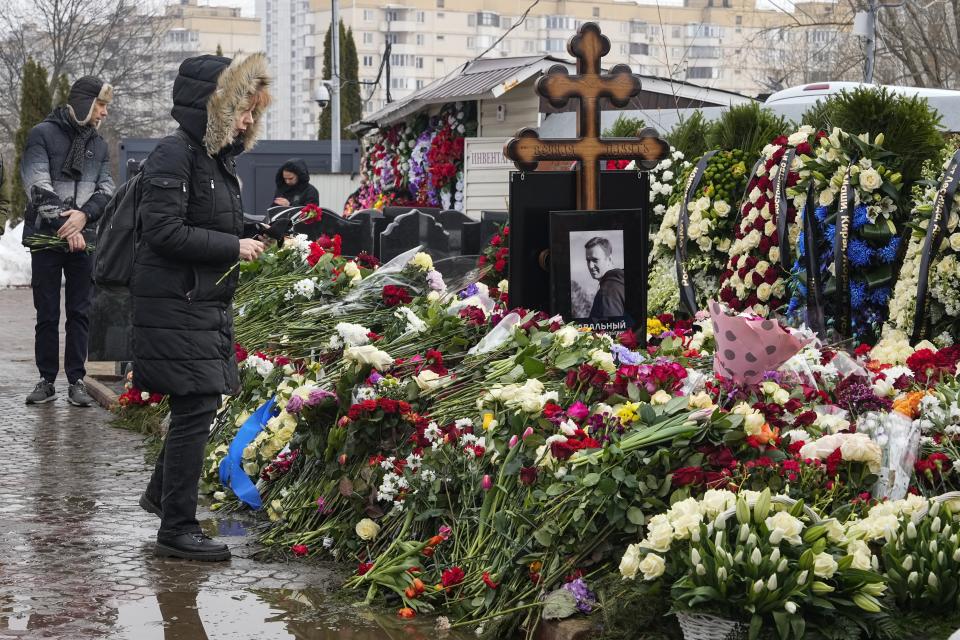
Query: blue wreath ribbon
219,396,277,510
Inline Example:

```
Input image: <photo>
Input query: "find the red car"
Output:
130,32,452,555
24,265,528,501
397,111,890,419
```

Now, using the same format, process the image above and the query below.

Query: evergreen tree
216,43,223,56
318,20,362,142
12,58,52,220
54,73,70,107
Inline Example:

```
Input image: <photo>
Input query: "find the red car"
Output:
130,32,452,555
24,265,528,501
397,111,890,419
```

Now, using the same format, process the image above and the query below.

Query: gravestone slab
437,210,483,255
346,208,384,256
379,210,451,263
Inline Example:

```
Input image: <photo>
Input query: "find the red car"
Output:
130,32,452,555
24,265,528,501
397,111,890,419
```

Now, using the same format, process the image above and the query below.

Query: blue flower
877,236,900,264
852,205,869,230
850,280,868,310
459,283,479,299
870,286,891,305
847,238,873,268
611,344,642,365
824,224,836,245
796,281,807,297
787,296,801,315
815,206,829,223
798,231,806,256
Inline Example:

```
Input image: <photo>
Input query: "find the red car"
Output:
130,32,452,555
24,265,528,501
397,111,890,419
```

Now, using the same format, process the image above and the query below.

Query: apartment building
261,0,850,139
256,0,317,139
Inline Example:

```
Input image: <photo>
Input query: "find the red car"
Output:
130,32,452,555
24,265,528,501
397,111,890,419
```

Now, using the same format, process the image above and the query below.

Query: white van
764,82,960,132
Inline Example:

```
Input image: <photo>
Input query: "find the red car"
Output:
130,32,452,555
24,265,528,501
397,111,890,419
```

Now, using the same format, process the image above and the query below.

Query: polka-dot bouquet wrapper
708,301,807,385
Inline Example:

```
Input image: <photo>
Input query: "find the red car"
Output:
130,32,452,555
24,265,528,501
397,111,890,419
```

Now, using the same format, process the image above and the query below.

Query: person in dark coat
21,76,115,407
585,236,625,319
133,53,270,561
271,158,318,208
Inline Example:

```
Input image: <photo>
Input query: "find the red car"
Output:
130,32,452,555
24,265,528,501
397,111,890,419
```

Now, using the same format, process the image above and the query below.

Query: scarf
57,106,97,180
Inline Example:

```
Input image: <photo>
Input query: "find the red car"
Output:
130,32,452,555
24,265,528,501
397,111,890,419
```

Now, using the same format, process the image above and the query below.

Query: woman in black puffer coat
133,53,270,561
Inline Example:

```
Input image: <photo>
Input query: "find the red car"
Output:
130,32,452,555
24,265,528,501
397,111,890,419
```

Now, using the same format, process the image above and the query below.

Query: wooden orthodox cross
503,22,669,210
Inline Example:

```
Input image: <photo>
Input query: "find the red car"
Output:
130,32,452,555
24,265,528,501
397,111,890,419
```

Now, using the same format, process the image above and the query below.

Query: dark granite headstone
437,210,482,255
383,206,440,221
311,210,366,256
347,209,385,257
379,209,451,263
88,286,133,361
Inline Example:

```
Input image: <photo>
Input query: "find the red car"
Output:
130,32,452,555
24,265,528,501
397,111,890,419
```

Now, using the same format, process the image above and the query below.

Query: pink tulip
509,435,519,449
482,475,492,491
522,427,534,440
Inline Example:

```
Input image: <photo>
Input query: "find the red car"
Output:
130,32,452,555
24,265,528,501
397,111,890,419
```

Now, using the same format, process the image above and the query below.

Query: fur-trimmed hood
171,53,270,156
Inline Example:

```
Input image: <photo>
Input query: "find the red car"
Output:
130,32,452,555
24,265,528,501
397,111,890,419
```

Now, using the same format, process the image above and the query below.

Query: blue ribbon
219,396,277,510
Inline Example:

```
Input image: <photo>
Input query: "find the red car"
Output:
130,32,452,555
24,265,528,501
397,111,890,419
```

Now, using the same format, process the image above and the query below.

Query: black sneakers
25,379,56,405
156,532,232,561
67,380,93,407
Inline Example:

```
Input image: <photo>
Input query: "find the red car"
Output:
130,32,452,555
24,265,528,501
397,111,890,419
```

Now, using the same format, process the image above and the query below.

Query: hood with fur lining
171,53,270,156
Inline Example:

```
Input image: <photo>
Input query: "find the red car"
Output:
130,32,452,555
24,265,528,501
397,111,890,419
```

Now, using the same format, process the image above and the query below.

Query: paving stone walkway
0,289,448,640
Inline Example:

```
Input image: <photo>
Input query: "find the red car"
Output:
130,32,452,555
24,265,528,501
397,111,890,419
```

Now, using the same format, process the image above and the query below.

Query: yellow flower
616,402,640,426
482,413,495,431
647,317,667,336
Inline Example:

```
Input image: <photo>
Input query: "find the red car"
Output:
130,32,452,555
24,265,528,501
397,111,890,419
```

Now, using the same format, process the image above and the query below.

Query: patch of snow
0,223,32,288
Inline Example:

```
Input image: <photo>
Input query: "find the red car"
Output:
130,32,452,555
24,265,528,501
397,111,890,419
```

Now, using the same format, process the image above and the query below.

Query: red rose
291,544,309,557
441,566,465,589
382,285,413,307
519,466,538,485
542,402,564,420
379,398,398,414
358,561,374,575
671,466,705,487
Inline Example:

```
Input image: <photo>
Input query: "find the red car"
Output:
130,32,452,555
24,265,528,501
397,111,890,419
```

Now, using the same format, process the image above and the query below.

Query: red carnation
291,544,309,557
358,561,374,575
382,285,413,307
441,566,465,589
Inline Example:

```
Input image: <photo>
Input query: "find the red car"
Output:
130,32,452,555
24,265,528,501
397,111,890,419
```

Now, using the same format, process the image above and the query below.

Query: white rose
644,515,675,552
589,349,616,373
816,414,849,434
344,345,393,370
788,130,810,146
765,510,805,545
619,544,641,579
639,553,666,581
355,518,381,540
859,168,882,192
700,489,736,519
839,433,882,472
773,388,790,405
651,390,672,405
687,221,703,239
761,381,780,396
744,412,765,435
414,369,445,392
813,552,838,578
818,189,835,207
769,246,780,264
714,201,731,217
555,325,579,348
847,539,873,570
756,283,772,302
949,233,960,253
687,391,715,410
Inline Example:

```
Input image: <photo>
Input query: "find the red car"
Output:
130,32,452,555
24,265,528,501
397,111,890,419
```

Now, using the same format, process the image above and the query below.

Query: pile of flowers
883,147,960,346
649,149,749,314
787,129,906,341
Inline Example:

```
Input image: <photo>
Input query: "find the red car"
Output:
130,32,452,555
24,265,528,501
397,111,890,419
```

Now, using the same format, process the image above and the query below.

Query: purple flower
316,496,330,514
286,395,304,414
459,283,479,299
611,343,642,366
306,388,335,407
368,371,384,385
562,578,596,614
426,269,446,291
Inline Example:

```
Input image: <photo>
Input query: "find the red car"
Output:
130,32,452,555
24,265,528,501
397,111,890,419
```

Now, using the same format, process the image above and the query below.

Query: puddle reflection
112,587,465,640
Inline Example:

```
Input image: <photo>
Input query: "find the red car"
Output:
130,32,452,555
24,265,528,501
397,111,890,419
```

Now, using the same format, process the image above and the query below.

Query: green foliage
706,103,790,158
54,73,70,107
595,575,682,640
12,57,52,221
603,114,646,138
667,111,710,161
801,87,945,188
319,21,362,143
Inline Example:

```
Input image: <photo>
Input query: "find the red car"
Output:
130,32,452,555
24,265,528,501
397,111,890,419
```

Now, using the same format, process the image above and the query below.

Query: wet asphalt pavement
0,288,451,640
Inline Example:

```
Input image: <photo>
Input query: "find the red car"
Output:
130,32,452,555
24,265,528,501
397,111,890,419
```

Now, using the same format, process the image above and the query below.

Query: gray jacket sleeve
20,126,54,198
80,149,115,223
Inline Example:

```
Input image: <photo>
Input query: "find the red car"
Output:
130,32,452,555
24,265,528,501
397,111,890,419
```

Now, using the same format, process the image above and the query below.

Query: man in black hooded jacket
21,76,114,407
133,53,270,561
271,158,319,208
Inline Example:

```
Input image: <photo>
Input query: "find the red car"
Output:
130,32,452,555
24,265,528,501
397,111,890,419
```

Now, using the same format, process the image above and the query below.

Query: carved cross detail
503,22,669,210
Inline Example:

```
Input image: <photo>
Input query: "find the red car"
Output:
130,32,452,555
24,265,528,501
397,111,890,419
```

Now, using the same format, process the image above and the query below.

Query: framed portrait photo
549,209,645,332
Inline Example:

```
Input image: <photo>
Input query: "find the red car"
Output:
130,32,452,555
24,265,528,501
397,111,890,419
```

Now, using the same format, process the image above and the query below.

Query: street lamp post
330,0,341,174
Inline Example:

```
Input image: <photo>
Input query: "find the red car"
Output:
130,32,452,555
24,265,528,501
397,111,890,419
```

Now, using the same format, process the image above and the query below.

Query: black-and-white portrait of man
569,230,625,319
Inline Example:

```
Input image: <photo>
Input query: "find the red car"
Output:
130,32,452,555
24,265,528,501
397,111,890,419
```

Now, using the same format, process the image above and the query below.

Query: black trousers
145,394,221,538
31,249,93,384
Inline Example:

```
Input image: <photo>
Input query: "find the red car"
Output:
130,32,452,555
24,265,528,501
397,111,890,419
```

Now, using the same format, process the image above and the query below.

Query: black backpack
92,130,194,286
